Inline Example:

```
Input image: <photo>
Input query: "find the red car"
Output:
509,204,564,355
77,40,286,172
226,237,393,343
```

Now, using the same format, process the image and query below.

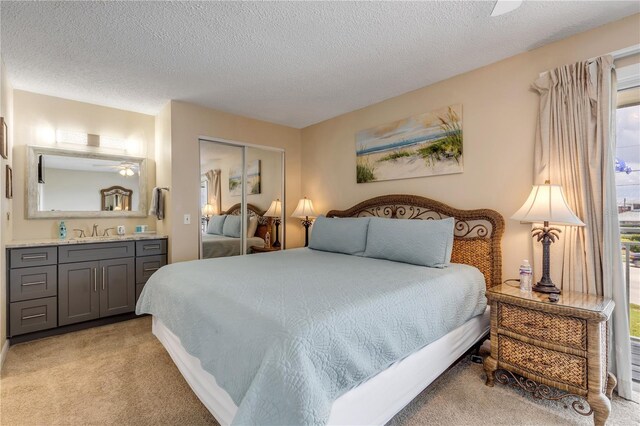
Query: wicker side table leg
605,373,617,400
587,392,611,426
483,355,498,386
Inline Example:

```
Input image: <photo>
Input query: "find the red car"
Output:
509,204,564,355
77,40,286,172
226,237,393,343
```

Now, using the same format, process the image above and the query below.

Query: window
616,63,640,383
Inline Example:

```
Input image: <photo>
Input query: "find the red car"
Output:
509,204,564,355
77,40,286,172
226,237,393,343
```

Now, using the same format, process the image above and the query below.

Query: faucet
73,229,86,238
91,224,99,237
102,227,115,237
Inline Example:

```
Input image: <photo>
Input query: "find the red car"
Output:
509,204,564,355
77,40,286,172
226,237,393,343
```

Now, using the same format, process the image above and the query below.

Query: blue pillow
206,215,227,235
309,216,371,255
222,215,242,238
363,217,454,268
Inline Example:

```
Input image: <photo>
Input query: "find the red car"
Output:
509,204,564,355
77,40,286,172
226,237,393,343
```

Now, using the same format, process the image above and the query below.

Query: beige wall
12,91,156,241
154,102,172,240
1,58,15,354
301,14,640,281
167,100,302,263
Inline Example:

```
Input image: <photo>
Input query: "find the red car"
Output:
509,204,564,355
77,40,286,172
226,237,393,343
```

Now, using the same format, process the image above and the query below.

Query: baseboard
0,339,9,370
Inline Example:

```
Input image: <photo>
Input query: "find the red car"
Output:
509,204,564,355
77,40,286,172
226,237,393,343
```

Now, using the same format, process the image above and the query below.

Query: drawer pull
22,254,47,260
526,357,552,368
93,268,97,292
144,267,160,272
523,322,548,330
143,245,160,250
22,313,45,320
102,267,106,291
21,281,46,287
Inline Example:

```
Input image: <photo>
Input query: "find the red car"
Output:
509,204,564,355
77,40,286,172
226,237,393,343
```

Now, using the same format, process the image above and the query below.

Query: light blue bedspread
136,248,486,425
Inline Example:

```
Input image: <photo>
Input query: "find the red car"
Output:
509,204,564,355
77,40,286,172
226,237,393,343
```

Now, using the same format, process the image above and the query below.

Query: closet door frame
198,137,286,258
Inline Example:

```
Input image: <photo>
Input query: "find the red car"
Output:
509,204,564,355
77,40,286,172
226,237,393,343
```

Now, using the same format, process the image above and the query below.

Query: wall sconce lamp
511,181,585,294
292,197,317,247
264,199,283,248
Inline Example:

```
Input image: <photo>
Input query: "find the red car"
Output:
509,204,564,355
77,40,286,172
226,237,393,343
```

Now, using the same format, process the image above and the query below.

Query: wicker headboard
326,194,505,289
223,203,271,239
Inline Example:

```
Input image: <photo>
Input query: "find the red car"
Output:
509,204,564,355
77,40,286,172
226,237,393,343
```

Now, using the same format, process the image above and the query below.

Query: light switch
184,214,191,225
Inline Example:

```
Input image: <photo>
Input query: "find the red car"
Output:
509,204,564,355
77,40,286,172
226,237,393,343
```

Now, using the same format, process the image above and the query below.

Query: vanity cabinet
6,237,167,342
58,258,135,326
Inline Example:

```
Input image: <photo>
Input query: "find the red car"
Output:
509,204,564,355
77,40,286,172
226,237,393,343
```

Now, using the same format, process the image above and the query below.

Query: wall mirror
27,145,147,218
199,139,284,259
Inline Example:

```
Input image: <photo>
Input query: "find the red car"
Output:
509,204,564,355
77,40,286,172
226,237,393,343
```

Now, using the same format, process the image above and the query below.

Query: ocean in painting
355,104,463,183
229,159,261,196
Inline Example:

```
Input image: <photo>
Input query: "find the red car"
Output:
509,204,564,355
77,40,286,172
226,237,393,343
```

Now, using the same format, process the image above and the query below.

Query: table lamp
264,199,282,248
292,197,316,247
511,181,585,294
202,203,216,224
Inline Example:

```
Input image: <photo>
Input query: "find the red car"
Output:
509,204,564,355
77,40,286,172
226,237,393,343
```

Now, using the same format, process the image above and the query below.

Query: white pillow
247,215,259,237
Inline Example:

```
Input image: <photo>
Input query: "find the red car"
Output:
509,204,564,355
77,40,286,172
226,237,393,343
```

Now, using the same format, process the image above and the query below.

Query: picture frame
0,117,7,160
355,104,463,183
5,164,12,199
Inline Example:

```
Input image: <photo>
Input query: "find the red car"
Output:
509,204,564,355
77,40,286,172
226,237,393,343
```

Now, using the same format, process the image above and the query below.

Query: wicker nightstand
483,284,616,426
250,245,281,254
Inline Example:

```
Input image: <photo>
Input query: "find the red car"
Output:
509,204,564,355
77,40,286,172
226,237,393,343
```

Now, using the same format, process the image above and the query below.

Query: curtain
532,55,633,399
205,169,222,214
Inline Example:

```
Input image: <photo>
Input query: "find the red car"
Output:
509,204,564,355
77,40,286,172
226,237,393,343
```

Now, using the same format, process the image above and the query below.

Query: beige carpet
0,317,638,426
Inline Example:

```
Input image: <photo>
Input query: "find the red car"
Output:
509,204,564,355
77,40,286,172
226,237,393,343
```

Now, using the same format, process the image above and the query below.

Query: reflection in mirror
27,146,147,218
101,186,133,211
199,140,284,259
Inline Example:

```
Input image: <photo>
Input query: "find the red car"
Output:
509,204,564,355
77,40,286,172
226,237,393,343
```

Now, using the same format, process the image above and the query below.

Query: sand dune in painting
355,105,463,183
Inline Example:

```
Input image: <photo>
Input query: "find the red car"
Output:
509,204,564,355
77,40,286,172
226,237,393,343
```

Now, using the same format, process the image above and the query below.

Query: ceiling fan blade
491,0,523,17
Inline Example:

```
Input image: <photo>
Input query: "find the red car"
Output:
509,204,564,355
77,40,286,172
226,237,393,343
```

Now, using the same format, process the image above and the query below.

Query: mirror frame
27,145,148,219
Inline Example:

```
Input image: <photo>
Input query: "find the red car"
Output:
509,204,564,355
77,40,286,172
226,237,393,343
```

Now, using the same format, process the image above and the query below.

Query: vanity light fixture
56,130,88,146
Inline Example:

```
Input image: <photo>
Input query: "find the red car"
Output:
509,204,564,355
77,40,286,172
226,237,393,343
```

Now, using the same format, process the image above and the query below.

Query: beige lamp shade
202,203,216,217
292,197,317,218
511,183,585,226
264,199,282,217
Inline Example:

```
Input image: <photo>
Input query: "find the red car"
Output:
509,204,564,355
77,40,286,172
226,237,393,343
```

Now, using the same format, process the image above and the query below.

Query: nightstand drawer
498,302,586,350
499,335,587,389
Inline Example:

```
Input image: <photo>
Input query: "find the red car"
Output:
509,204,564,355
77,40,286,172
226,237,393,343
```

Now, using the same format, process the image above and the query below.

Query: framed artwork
229,160,261,196
355,104,463,183
5,165,12,199
0,117,7,160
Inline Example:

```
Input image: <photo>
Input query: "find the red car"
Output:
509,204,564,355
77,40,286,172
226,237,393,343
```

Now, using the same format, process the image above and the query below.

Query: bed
139,194,504,425
201,203,268,258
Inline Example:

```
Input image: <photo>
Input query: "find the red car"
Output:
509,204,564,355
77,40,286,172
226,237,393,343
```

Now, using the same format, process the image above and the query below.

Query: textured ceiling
1,1,638,128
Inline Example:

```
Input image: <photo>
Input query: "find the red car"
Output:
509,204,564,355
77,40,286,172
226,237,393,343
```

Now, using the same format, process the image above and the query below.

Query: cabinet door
99,258,135,317
59,261,100,326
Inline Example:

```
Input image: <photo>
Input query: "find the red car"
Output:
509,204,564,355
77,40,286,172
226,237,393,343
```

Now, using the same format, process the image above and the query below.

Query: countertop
6,233,168,248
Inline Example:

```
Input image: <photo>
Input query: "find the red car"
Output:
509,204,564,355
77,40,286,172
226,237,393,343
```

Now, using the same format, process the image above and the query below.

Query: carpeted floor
1,317,638,425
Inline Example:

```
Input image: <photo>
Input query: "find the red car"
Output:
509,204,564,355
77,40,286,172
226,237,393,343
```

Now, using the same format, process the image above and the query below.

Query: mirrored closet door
199,139,284,259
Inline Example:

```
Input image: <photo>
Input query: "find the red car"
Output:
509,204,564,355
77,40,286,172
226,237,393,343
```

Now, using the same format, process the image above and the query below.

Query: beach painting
229,160,261,196
355,104,463,183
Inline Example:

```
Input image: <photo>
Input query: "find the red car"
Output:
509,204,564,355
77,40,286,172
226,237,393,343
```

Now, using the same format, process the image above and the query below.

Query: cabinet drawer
10,246,57,268
10,297,57,336
136,239,167,256
498,335,587,389
59,242,135,263
9,265,57,302
136,255,166,283
498,302,587,350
